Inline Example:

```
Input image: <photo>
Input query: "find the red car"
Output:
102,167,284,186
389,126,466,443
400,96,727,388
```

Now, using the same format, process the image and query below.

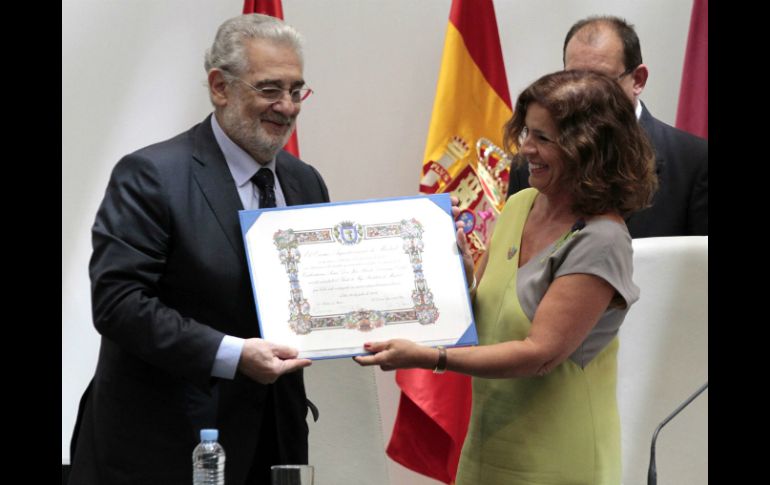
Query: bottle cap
200,429,218,441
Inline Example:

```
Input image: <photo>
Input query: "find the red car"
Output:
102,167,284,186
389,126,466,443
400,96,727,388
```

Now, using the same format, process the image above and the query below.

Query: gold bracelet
433,345,447,374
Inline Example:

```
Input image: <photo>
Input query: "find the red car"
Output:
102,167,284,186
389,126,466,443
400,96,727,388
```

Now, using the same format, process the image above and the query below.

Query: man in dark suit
507,16,708,238
69,14,329,485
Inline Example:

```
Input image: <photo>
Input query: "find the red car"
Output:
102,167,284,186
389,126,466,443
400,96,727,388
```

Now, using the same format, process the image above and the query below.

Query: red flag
389,370,472,483
675,0,708,139
243,0,301,157
242,0,282,17
390,1,512,482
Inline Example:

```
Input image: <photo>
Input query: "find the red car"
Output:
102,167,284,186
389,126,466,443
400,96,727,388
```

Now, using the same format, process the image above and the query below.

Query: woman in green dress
355,70,658,484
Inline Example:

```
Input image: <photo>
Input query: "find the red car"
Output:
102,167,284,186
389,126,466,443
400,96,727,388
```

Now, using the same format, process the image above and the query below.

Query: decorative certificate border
273,218,439,335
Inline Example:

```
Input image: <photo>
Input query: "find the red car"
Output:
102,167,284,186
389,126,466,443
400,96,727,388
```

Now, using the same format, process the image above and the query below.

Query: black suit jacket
69,115,330,485
506,103,708,237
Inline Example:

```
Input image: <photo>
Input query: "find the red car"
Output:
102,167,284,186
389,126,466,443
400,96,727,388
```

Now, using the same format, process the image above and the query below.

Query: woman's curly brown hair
503,70,657,216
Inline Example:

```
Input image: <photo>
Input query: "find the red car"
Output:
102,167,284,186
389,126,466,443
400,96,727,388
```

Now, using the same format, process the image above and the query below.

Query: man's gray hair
204,14,304,77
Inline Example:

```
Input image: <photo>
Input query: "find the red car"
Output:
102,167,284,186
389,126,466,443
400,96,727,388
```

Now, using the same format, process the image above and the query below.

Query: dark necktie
251,167,277,208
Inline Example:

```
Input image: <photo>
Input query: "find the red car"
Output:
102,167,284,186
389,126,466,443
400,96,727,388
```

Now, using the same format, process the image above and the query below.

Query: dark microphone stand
647,381,708,485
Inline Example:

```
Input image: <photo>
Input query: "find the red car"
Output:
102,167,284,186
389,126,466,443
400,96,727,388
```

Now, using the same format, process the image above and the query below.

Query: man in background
507,15,708,237
69,14,328,485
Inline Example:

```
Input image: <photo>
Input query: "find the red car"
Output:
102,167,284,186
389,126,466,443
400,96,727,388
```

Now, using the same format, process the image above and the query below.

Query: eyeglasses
234,78,313,104
615,65,637,81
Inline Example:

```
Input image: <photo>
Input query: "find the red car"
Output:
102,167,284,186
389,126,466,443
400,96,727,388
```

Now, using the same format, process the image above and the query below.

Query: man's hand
238,338,312,384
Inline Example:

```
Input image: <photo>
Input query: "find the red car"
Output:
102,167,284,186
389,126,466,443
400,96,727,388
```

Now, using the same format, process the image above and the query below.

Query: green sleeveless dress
456,188,637,485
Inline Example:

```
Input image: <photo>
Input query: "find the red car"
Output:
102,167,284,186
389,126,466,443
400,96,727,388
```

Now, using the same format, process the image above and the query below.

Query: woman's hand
353,339,437,371
450,196,476,286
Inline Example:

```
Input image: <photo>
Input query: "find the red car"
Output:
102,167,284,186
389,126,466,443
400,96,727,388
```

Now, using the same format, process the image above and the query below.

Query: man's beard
221,107,295,163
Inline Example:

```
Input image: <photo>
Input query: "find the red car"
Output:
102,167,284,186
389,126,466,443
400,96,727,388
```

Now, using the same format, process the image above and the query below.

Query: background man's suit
506,103,708,237
69,114,330,485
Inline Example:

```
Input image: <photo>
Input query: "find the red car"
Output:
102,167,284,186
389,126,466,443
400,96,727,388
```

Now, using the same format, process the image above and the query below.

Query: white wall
63,1,699,482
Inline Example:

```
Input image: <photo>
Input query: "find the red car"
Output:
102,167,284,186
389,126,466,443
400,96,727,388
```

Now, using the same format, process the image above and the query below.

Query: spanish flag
243,0,302,157
390,1,512,482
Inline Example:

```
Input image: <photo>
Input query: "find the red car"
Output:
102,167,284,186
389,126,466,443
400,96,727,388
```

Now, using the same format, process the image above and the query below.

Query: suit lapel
639,102,666,177
190,115,246,258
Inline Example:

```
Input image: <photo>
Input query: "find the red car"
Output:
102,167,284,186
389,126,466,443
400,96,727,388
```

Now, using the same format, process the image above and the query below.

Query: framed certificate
239,194,477,359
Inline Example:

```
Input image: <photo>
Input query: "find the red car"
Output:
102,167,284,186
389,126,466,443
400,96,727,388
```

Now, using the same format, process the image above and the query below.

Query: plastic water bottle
193,428,225,485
